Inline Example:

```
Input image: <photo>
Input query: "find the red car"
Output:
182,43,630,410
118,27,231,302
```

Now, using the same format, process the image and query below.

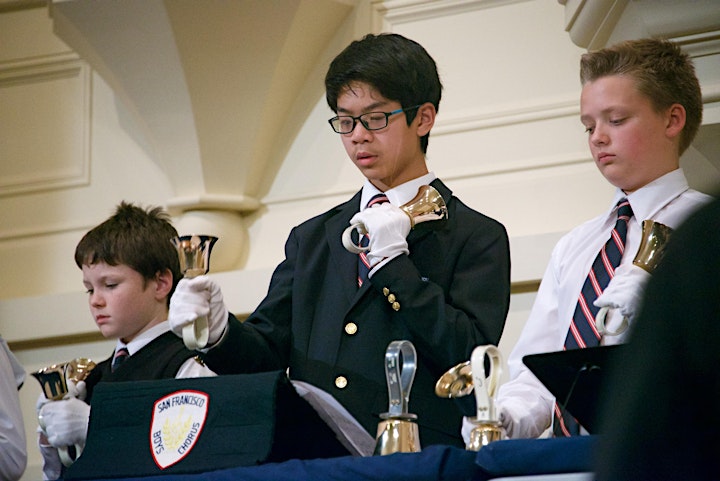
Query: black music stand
523,344,626,434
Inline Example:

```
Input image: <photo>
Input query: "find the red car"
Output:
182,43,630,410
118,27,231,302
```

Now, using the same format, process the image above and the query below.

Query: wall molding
372,0,528,29
6,279,541,352
433,97,579,136
0,52,91,197
261,148,590,207
0,219,95,242
262,95,586,206
0,0,45,13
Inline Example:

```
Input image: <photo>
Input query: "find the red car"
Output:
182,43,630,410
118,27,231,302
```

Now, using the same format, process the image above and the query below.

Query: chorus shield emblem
150,390,209,469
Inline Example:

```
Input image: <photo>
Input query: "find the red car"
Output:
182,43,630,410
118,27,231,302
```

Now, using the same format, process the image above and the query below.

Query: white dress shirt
117,321,216,378
496,169,712,439
359,171,437,210
360,172,437,275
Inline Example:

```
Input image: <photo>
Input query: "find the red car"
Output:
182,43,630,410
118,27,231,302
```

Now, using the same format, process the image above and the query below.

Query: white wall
1,1,719,479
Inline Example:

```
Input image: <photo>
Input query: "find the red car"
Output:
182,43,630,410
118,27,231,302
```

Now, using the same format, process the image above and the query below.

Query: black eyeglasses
328,105,421,134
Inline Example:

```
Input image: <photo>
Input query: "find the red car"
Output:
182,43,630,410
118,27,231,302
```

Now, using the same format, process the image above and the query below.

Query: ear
415,102,436,137
665,103,686,139
153,269,174,300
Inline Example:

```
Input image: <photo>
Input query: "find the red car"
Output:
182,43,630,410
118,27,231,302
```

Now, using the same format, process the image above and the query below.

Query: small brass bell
596,220,673,336
343,185,448,254
33,358,96,466
374,340,421,455
170,235,219,350
436,345,505,451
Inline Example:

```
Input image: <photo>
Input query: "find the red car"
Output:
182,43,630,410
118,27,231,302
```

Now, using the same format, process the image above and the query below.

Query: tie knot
616,199,633,221
111,347,129,372
366,193,389,209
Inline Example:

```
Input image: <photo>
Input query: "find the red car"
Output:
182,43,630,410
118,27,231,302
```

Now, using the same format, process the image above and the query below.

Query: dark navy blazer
205,179,511,447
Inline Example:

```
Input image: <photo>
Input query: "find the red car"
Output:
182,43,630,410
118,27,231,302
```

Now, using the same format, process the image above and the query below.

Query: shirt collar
611,169,689,224
360,171,437,209
116,321,171,356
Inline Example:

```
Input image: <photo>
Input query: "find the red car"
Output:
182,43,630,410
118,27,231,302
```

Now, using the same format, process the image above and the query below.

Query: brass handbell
436,345,504,451
171,234,219,350
374,340,421,455
32,358,96,466
632,220,673,273
596,220,673,336
342,185,448,254
32,358,96,401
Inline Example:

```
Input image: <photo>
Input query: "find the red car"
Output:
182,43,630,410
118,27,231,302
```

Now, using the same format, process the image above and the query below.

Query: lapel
324,180,454,313
406,178,453,246
325,191,365,306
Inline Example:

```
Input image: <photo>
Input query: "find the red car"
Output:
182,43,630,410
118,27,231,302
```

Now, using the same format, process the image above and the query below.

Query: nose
89,291,104,307
590,124,609,145
349,119,372,142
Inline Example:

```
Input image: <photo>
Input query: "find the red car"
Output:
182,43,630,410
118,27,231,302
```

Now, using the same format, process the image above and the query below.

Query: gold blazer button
335,376,348,389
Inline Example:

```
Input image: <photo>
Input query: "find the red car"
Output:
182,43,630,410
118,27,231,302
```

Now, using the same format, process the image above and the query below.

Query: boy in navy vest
37,202,214,480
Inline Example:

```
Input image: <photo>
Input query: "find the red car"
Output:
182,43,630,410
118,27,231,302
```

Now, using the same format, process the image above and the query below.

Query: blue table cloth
66,437,596,481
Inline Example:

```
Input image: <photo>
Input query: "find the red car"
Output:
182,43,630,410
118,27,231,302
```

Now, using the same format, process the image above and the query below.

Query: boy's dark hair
75,201,181,304
580,38,702,155
325,33,442,153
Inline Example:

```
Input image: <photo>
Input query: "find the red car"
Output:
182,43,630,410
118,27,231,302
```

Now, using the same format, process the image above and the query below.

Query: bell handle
58,445,83,467
384,340,417,418
595,306,629,337
38,413,82,467
182,315,209,350
341,223,368,254
470,345,502,422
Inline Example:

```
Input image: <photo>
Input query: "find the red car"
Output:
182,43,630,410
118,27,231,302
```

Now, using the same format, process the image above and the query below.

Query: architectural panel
0,53,90,195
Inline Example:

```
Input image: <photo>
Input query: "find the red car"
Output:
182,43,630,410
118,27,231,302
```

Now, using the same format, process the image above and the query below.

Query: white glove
169,275,229,346
38,397,90,448
594,263,651,322
65,378,87,401
39,442,62,481
36,392,51,419
461,416,473,446
349,203,411,268
37,380,87,428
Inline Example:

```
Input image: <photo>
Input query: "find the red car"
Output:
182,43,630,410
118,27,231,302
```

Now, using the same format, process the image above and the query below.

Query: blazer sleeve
369,204,511,374
203,228,300,374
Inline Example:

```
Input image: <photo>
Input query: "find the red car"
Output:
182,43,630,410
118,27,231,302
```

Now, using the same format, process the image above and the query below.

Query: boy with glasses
170,33,511,448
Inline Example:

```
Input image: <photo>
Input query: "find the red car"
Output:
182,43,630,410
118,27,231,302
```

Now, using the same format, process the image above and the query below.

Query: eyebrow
580,106,627,122
337,101,390,115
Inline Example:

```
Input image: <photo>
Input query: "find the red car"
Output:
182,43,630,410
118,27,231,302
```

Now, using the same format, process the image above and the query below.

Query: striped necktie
357,193,389,287
553,198,633,436
111,347,129,372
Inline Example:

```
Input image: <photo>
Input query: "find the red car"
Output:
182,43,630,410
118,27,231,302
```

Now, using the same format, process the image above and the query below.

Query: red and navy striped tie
553,198,633,436
357,193,389,287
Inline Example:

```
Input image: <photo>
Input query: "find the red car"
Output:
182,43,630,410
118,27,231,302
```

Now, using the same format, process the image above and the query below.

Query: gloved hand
65,379,87,401
38,396,90,448
349,203,411,268
36,380,87,429
461,416,474,446
594,263,651,323
38,441,63,481
36,392,50,421
169,275,229,346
